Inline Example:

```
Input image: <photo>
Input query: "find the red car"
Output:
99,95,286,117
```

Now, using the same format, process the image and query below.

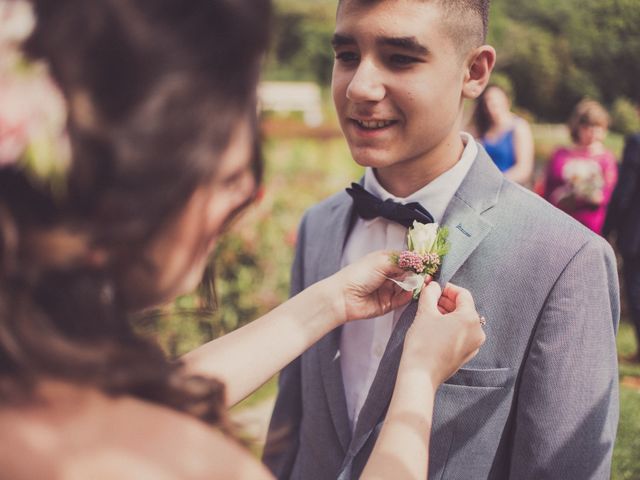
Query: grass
613,385,640,480
615,322,640,480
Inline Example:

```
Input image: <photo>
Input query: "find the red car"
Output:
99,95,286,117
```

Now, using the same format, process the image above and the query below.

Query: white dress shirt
339,132,478,430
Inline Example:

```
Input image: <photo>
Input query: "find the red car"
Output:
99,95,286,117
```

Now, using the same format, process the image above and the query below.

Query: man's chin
350,151,397,170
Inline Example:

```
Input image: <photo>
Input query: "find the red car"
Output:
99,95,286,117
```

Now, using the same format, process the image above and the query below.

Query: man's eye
390,54,419,66
335,51,359,64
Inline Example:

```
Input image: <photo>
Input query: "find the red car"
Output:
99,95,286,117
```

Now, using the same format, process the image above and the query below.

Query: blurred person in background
544,99,618,235
471,83,534,186
0,0,485,478
604,113,640,360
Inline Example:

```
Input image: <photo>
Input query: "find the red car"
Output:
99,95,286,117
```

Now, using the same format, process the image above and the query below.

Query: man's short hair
435,0,490,51
337,0,490,54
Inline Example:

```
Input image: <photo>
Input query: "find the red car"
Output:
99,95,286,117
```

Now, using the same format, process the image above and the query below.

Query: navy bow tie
345,183,434,228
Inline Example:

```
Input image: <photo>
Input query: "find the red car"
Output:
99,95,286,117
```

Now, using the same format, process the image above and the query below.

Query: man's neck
374,133,466,198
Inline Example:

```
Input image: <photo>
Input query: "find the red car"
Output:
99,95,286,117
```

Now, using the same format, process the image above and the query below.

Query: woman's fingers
437,296,455,313
384,281,412,311
389,288,414,311
417,281,442,316
442,283,475,313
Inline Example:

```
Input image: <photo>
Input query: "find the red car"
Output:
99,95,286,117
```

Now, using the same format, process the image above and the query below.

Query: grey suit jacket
264,146,620,480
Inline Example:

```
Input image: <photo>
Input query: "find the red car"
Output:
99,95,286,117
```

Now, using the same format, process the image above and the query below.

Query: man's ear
462,45,496,100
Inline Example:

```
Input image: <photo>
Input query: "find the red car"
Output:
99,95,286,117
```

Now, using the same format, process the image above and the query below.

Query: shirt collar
363,132,477,225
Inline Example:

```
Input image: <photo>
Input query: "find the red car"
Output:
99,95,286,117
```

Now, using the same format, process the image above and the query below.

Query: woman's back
0,382,270,480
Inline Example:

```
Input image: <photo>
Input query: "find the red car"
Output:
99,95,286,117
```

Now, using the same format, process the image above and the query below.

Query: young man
264,1,619,478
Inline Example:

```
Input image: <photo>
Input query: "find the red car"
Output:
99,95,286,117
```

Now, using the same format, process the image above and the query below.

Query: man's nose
346,60,385,103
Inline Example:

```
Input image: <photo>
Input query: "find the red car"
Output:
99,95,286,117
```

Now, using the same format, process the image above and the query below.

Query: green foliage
264,0,336,85
611,98,640,136
492,0,640,121
615,321,640,479
434,227,450,258
613,387,640,480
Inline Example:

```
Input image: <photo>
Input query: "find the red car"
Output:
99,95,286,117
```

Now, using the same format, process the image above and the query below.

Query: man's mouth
352,119,397,130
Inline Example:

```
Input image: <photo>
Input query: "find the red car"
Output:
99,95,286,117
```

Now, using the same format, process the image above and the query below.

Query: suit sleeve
508,236,620,480
262,214,309,479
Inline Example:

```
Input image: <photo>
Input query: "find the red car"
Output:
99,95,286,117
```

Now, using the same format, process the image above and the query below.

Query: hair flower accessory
390,221,449,299
0,1,70,191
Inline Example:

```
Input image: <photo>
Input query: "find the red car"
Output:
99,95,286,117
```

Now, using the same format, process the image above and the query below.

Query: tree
264,0,335,85
492,0,640,121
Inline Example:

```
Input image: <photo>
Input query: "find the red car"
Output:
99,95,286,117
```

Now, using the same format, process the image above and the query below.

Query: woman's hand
402,282,486,386
326,250,414,324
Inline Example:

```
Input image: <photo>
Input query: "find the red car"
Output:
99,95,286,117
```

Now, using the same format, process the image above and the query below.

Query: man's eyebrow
331,33,355,48
378,36,430,55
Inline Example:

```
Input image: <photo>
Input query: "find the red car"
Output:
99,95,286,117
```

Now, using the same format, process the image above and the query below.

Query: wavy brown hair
471,83,510,138
0,0,270,428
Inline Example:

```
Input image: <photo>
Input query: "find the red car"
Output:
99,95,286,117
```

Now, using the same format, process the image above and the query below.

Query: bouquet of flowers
561,158,605,204
390,221,449,299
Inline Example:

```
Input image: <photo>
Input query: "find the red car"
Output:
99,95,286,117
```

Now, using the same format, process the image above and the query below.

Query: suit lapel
438,146,502,286
348,145,504,454
316,195,356,452
436,197,493,286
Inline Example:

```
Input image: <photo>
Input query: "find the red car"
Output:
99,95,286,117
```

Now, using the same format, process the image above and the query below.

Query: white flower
0,1,35,48
407,221,438,255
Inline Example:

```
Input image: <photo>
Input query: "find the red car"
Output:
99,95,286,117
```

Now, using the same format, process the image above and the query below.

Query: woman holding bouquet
543,99,618,235
0,0,485,478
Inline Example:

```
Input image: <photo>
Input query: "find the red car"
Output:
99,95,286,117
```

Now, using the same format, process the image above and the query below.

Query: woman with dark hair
471,84,534,186
0,1,485,478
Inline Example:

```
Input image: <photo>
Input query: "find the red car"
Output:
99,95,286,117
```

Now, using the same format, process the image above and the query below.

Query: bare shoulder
0,386,272,480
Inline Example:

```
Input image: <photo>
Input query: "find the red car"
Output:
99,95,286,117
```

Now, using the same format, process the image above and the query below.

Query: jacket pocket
444,367,514,388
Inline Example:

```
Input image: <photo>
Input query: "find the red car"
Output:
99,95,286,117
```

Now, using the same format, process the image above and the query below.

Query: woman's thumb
417,281,442,315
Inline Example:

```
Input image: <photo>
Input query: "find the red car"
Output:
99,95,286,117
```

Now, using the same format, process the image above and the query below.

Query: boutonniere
390,221,449,299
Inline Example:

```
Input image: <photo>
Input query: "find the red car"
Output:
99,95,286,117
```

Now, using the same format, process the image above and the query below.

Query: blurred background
1,0,640,477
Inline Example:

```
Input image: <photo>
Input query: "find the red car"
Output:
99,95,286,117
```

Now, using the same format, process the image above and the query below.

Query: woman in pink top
544,99,618,234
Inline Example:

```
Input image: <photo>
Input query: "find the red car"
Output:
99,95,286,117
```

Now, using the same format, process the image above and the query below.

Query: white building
258,81,324,127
